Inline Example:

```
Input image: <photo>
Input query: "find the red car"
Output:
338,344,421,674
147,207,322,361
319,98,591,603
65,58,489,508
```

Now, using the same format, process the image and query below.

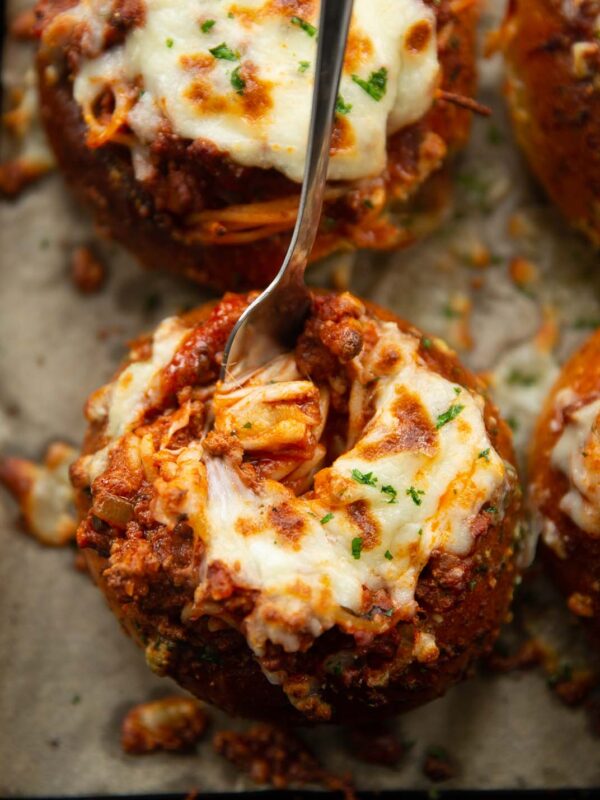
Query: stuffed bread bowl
501,0,600,246
530,328,600,641
35,0,479,290
70,289,522,724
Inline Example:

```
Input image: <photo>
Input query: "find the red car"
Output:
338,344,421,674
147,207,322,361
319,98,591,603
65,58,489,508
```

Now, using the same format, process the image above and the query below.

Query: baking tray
2,0,600,795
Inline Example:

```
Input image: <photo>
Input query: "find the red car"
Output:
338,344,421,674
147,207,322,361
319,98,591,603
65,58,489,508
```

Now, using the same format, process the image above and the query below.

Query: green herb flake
242,421,252,429
351,537,363,560
384,549,393,561
320,512,334,525
381,484,398,504
436,403,464,429
335,95,352,115
442,304,461,319
351,468,377,486
201,19,216,33
166,37,174,48
363,197,374,209
507,416,519,432
487,124,504,146
507,368,538,387
290,15,317,37
572,317,600,330
406,486,425,506
298,60,310,73
231,65,246,94
427,745,451,762
210,42,239,61
478,448,491,462
352,67,388,101
421,337,432,349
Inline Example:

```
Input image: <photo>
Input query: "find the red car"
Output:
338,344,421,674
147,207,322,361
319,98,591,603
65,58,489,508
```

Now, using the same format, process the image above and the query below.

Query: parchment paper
2,1,600,794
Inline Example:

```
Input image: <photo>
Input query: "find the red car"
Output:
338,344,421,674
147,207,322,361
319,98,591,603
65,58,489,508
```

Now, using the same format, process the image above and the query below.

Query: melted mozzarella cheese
79,313,512,659
551,396,600,535
71,0,439,182
199,324,508,653
81,317,189,483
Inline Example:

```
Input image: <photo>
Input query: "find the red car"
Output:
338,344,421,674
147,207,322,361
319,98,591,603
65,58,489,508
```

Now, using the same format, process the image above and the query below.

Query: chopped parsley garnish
201,19,216,32
166,37,174,48
298,60,311,73
363,198,374,209
210,42,239,61
352,67,388,101
418,528,423,536
242,421,252,429
507,368,538,387
487,124,504,146
335,95,352,115
422,337,432,349
478,448,491,462
290,15,317,36
351,537,363,560
406,486,425,506
384,549,393,561
351,468,377,486
320,512,334,525
454,386,462,395
507,416,519,432
573,317,600,330
442,304,461,318
381,484,398,504
435,403,464,429
231,66,245,94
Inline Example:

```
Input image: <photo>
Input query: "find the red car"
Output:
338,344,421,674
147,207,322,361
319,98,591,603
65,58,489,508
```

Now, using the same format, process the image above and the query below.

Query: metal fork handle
278,0,355,287
220,0,354,381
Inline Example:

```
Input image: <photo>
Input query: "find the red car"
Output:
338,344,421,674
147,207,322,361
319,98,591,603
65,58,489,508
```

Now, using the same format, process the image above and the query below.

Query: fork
220,0,355,384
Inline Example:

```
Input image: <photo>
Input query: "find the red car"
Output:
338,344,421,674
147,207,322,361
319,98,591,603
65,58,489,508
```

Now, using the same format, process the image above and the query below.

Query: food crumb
213,723,356,799
485,638,548,673
0,159,50,198
9,7,37,40
422,745,458,783
0,441,78,546
567,591,595,618
550,668,598,707
71,246,106,294
509,256,538,290
348,724,410,766
121,696,209,754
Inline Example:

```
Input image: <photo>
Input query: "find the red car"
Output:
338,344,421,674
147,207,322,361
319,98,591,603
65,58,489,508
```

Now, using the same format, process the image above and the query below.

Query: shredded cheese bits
68,0,440,182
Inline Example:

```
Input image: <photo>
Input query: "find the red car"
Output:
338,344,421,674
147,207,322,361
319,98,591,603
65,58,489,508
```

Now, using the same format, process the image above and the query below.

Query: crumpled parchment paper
2,0,600,794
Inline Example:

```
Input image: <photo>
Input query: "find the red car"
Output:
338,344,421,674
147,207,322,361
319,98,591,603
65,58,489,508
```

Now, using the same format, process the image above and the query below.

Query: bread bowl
35,0,479,290
501,0,600,245
70,289,522,724
530,329,600,640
